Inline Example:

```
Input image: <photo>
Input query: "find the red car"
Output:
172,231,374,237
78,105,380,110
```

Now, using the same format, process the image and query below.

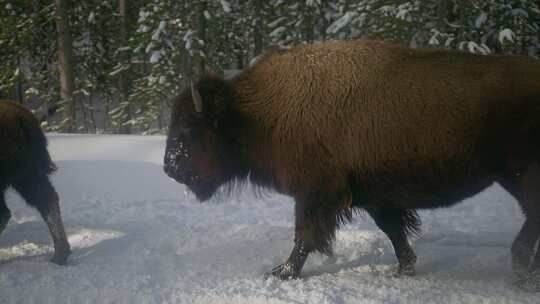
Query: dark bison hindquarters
164,40,540,290
0,100,70,265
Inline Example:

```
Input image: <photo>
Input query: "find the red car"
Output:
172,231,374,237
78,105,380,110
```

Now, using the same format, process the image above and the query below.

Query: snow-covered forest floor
0,134,538,303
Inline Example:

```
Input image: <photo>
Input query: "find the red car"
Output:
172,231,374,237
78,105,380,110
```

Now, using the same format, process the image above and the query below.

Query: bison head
164,76,235,201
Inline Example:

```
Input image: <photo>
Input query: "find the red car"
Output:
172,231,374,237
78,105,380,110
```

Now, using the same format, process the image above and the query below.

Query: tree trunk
304,12,314,43
87,92,97,133
194,1,208,76
182,49,192,87
54,0,75,132
319,0,328,41
253,0,264,56
118,0,132,134
16,56,23,103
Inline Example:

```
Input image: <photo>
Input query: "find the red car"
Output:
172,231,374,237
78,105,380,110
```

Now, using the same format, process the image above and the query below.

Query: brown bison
164,40,540,290
0,100,70,265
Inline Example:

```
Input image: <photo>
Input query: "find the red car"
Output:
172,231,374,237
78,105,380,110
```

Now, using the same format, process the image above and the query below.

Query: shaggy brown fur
164,39,540,289
0,100,70,265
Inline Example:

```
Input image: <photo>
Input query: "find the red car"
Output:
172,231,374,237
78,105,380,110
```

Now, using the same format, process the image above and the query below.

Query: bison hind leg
499,162,540,291
13,174,71,265
510,219,539,279
367,207,420,276
499,179,539,278
514,238,540,292
515,252,540,292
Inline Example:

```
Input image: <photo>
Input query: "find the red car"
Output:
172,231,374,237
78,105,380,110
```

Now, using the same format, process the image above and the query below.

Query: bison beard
164,39,540,290
0,101,71,265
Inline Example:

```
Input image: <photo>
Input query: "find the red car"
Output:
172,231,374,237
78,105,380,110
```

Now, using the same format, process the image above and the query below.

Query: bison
164,40,540,290
0,100,70,265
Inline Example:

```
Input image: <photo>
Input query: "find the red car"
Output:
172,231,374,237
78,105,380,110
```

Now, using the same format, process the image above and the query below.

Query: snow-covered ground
0,134,537,303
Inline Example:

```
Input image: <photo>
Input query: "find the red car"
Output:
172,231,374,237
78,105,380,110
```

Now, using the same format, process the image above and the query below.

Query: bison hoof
395,264,416,277
514,270,540,292
267,263,300,280
51,247,71,265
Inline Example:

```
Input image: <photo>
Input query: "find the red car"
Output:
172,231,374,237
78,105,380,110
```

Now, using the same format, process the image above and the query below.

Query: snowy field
0,134,538,303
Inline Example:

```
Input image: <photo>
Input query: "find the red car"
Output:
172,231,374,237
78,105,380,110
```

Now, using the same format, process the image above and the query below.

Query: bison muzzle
164,40,540,291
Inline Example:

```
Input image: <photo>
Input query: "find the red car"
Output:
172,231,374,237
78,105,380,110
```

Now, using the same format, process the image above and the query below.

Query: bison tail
18,115,57,176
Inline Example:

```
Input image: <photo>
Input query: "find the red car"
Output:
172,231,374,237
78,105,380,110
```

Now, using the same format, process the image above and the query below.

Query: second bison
164,40,540,290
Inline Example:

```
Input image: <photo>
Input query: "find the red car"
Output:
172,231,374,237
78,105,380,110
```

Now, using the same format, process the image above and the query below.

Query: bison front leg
269,196,340,280
367,207,420,276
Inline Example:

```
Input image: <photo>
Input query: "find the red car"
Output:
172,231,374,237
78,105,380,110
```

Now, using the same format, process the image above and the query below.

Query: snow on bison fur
0,100,70,265
164,40,540,290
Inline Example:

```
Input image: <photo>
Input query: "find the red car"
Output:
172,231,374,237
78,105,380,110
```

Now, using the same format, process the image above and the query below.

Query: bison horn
191,81,203,113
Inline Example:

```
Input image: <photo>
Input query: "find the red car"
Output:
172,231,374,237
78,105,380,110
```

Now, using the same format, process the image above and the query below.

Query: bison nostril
163,163,192,184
